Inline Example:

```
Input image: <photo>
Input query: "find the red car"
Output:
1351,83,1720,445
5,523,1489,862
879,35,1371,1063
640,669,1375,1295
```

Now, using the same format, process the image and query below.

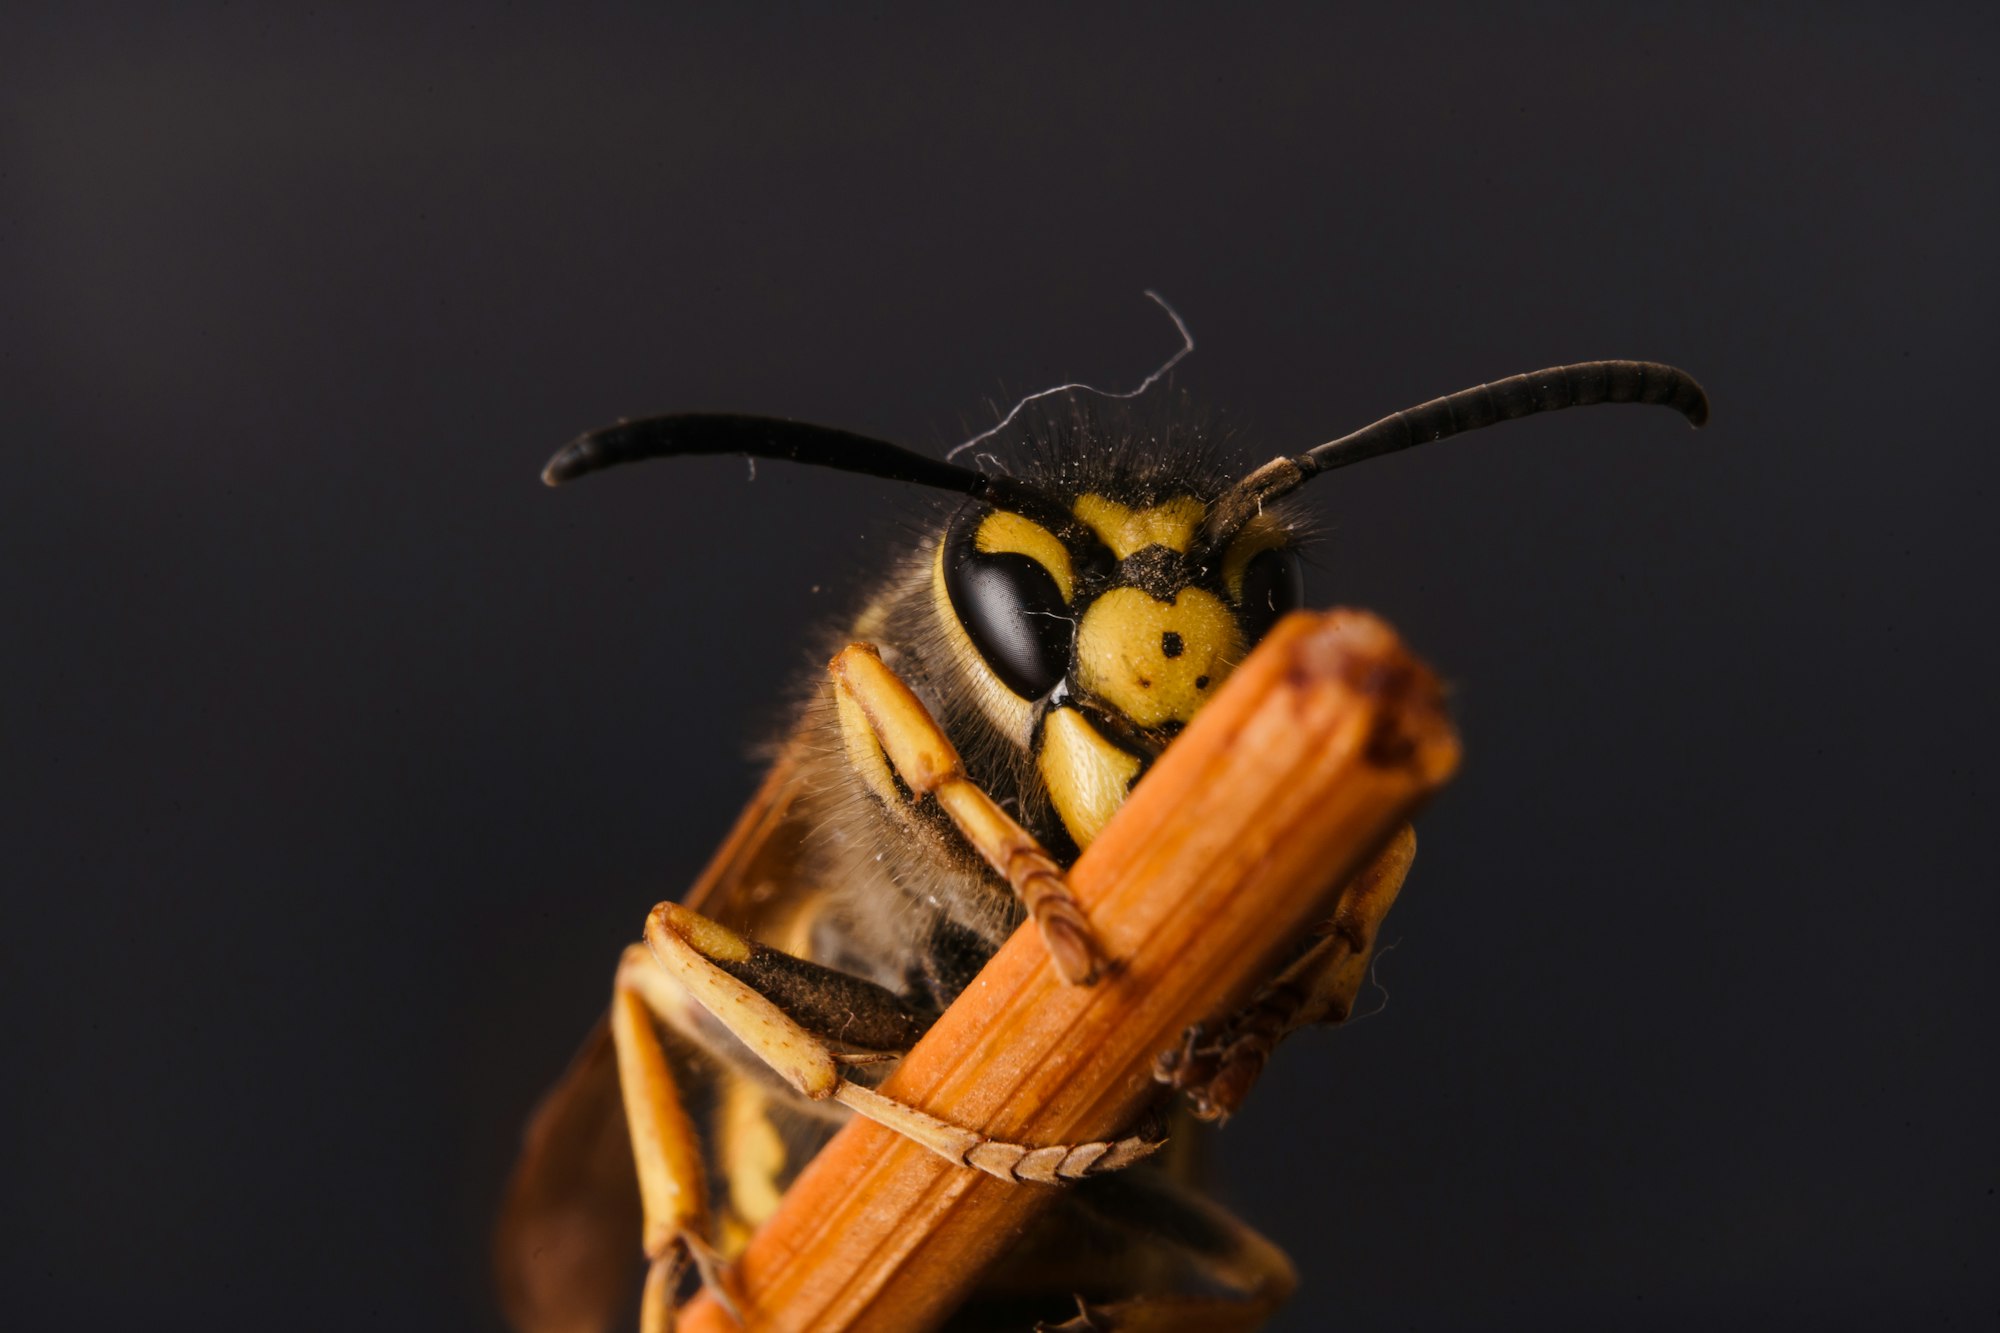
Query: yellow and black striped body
500,358,1708,1330
706,406,1311,1235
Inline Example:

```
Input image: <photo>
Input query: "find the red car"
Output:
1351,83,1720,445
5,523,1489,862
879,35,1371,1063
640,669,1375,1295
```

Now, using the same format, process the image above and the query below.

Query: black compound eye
1236,547,1304,644
945,549,1073,699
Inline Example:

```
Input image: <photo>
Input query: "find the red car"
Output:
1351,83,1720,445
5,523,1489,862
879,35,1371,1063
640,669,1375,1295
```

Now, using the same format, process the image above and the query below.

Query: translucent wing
493,745,815,1333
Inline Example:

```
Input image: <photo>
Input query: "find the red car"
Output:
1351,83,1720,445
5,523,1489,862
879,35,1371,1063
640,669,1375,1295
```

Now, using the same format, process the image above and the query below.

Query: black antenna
541,413,1044,505
1201,360,1710,549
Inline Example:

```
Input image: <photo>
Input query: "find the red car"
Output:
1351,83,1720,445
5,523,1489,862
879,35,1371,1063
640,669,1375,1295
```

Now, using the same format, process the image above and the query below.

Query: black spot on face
1194,674,1211,690
1161,631,1184,659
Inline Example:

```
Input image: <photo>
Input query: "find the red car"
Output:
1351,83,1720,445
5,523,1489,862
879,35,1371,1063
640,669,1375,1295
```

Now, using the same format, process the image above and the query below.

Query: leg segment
609,945,733,1332
831,642,1105,984
644,902,1159,1182
1155,823,1416,1122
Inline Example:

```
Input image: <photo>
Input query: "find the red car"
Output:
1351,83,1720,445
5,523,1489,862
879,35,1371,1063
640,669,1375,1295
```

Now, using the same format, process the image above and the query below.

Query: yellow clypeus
1074,586,1244,728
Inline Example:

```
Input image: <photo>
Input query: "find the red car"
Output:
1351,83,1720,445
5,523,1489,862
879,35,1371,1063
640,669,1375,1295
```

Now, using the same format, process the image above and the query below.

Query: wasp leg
1155,823,1415,1122
644,902,1160,1183
970,1170,1296,1333
830,642,1106,985
608,945,736,1333
712,1078,793,1252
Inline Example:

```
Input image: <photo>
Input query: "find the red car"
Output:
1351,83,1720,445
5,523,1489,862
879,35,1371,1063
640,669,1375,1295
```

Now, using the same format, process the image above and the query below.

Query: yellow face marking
1220,515,1291,603
1072,493,1207,559
1075,586,1244,728
1038,707,1143,849
975,510,1074,602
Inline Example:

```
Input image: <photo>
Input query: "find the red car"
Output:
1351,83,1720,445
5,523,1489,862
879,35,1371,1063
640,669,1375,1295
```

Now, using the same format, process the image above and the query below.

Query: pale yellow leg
714,1079,790,1249
1156,824,1415,1122
637,1252,681,1333
609,945,736,1331
830,642,1105,984
643,902,1159,1182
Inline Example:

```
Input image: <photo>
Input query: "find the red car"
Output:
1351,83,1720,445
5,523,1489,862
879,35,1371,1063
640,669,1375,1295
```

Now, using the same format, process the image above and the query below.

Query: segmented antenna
1201,360,1710,550
542,413,1061,515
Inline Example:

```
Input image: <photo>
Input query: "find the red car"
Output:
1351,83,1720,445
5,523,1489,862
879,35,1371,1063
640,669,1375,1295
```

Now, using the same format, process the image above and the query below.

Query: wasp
495,358,1708,1332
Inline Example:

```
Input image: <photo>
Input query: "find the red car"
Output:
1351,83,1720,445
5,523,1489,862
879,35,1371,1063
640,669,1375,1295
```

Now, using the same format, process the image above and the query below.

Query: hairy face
937,487,1303,850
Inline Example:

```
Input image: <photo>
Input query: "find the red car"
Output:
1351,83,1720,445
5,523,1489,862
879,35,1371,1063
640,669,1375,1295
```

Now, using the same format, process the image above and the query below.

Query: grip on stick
679,609,1459,1332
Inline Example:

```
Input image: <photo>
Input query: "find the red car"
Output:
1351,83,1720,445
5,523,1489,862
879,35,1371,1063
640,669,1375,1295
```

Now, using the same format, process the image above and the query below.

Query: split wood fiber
679,608,1459,1332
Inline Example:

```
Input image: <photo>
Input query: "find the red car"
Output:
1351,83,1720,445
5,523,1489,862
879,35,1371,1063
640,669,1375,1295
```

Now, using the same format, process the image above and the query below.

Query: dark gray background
6,4,1994,1329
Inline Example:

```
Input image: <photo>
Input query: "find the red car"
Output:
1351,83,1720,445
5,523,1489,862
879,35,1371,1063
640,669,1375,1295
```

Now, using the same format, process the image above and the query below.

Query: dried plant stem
679,609,1459,1332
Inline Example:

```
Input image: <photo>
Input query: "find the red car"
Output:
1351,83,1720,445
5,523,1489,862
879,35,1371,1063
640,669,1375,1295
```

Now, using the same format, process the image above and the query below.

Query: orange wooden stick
680,608,1459,1332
